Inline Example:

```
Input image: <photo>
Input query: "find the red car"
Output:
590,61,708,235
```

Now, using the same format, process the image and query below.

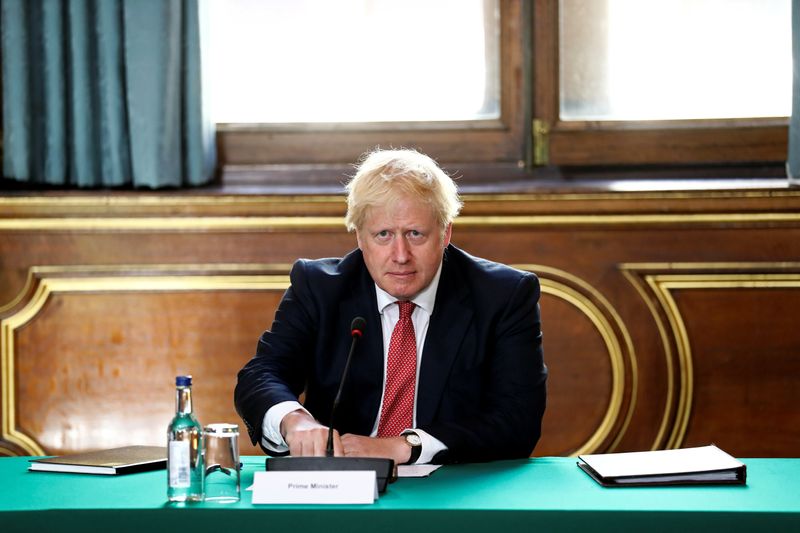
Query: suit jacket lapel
417,249,473,426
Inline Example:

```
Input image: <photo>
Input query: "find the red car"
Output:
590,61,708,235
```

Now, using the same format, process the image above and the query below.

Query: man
235,149,547,465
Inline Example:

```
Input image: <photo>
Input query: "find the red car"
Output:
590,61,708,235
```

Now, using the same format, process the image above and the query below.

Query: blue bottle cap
176,375,192,386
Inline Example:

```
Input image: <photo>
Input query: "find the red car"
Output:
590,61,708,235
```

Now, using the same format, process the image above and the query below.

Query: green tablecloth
1,456,798,532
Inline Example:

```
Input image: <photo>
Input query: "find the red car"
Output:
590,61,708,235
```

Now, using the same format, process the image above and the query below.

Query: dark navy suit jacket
234,244,547,464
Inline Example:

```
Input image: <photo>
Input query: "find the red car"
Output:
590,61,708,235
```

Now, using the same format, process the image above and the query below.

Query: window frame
215,0,789,188
217,0,531,186
532,0,789,168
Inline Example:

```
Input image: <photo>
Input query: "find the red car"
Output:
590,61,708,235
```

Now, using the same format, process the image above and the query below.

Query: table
2,456,799,532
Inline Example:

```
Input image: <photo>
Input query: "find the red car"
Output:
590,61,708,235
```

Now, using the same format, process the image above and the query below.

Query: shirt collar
376,260,443,316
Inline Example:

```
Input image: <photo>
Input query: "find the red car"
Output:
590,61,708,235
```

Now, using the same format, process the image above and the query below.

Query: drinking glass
203,423,240,503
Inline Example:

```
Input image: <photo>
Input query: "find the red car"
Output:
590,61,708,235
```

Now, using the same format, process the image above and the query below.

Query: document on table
577,444,746,487
397,464,443,478
28,446,166,475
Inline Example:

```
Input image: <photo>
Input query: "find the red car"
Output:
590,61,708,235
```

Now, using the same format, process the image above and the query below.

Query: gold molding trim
463,189,800,202
0,263,296,314
0,269,36,315
621,262,800,450
1,212,800,232
0,195,346,208
0,216,345,231
644,276,693,450
515,264,637,456
1,265,291,456
458,213,800,226
1,188,799,209
620,269,678,451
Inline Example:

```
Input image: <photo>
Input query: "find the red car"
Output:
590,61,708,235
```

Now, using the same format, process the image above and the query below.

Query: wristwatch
401,431,422,465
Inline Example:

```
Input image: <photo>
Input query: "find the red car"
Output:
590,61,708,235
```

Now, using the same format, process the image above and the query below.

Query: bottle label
168,440,191,488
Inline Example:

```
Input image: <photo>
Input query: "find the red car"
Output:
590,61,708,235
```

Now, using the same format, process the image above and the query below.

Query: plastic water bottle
167,375,204,501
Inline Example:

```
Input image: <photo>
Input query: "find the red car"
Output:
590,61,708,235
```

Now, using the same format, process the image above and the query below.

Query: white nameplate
251,471,377,504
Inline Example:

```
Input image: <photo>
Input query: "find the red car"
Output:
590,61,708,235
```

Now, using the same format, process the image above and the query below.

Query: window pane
207,0,500,124
559,0,791,121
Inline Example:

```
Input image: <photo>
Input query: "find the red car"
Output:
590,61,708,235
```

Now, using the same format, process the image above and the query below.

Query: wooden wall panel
665,285,800,456
1,266,289,457
536,294,614,456
2,188,800,458
13,287,284,457
621,265,800,457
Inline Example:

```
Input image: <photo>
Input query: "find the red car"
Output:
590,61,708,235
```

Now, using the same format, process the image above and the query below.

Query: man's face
356,195,452,300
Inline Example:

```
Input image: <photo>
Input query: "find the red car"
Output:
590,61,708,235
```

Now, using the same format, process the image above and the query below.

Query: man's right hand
280,409,343,457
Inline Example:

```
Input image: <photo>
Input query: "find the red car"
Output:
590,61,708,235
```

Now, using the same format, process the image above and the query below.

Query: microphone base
265,456,396,493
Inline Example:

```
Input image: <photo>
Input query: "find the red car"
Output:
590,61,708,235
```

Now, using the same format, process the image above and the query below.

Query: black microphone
265,316,396,493
326,316,366,456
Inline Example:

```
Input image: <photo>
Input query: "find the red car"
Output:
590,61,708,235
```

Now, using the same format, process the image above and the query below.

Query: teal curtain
1,0,215,188
790,0,800,186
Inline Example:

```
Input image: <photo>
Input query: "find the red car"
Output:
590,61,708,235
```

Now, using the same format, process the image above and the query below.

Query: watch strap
402,431,422,465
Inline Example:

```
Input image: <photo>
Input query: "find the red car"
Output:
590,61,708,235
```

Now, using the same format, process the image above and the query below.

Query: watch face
406,433,422,446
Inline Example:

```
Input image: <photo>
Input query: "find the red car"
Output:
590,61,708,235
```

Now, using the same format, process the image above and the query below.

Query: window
559,0,790,122
535,0,790,167
208,0,528,186
209,1,500,123
208,0,790,185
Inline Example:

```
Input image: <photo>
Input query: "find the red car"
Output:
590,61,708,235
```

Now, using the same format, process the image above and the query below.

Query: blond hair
344,149,462,233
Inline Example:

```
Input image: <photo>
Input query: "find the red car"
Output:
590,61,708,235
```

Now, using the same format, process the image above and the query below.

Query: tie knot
397,300,415,320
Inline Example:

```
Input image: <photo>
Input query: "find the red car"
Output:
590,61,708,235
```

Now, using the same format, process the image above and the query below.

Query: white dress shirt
261,261,448,464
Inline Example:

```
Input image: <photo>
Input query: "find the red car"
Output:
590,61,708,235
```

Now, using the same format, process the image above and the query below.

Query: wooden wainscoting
1,187,800,458
0,265,289,457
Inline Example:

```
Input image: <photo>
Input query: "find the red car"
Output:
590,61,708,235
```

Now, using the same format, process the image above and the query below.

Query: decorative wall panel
2,189,799,457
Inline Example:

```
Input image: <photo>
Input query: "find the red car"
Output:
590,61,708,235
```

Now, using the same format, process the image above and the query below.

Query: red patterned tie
377,301,417,437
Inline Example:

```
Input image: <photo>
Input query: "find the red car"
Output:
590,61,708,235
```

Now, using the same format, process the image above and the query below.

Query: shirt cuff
411,428,447,464
261,400,309,453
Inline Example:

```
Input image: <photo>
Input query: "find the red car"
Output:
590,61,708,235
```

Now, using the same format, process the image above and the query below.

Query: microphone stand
265,317,396,493
325,322,358,457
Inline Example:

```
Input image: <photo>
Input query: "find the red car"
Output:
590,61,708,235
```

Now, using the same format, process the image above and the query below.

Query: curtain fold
1,0,215,188
790,0,800,186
